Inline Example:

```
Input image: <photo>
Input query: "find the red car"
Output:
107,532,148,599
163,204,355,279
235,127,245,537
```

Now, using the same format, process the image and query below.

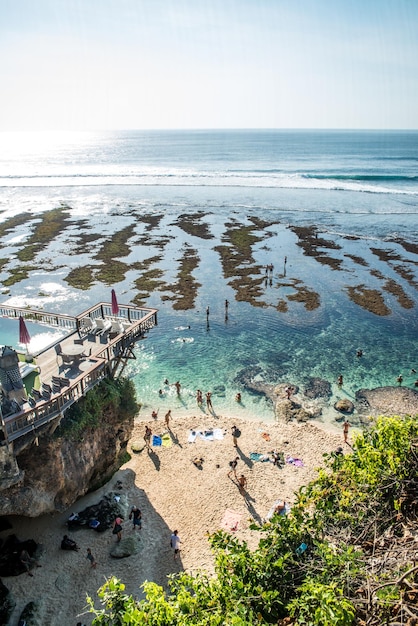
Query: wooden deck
0,302,158,448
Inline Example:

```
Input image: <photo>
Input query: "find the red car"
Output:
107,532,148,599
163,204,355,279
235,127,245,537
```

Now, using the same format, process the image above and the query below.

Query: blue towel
152,435,162,446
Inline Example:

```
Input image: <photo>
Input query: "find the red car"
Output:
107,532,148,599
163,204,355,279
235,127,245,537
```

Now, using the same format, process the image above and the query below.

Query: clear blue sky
1,0,417,130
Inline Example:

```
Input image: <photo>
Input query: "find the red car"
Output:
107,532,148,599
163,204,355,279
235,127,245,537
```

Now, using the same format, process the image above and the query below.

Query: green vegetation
54,377,139,441
88,415,418,625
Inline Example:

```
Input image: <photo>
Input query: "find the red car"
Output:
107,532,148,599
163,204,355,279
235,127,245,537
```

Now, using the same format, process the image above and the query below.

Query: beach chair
42,382,52,399
54,344,63,364
31,389,42,401
28,396,37,408
95,318,112,335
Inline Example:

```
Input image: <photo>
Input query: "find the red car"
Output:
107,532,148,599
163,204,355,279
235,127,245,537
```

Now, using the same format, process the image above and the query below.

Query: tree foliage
87,415,418,625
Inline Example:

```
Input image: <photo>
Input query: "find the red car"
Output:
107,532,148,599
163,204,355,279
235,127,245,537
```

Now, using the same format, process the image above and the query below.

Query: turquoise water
0,130,417,427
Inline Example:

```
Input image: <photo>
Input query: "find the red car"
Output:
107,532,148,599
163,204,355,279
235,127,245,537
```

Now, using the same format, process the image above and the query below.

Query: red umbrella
111,289,119,315
19,316,31,352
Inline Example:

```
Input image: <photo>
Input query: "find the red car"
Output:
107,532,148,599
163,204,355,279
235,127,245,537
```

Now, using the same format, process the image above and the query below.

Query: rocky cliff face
0,406,133,517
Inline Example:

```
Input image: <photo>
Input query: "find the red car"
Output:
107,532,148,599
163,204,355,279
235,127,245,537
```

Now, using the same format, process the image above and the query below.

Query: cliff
0,404,134,517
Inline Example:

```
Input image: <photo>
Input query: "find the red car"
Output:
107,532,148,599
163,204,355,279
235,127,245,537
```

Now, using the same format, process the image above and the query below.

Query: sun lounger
94,318,112,335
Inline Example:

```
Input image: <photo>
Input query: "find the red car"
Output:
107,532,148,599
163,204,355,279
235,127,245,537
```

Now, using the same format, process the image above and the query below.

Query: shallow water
0,130,417,428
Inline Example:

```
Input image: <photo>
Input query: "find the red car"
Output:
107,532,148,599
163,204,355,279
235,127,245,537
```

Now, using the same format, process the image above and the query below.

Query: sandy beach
2,411,344,626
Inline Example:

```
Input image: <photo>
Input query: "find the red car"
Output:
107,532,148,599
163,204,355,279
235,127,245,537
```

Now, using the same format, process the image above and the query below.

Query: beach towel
286,456,304,467
162,433,172,447
152,435,162,447
213,428,224,440
198,430,214,441
250,452,270,462
220,509,243,532
188,430,198,443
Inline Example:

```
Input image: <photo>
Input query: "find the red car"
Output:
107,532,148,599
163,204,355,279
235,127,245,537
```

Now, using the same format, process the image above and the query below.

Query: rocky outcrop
0,405,133,517
303,377,332,400
355,386,418,418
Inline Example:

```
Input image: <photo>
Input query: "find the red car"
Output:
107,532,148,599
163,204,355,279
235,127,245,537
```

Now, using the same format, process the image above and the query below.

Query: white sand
2,412,344,626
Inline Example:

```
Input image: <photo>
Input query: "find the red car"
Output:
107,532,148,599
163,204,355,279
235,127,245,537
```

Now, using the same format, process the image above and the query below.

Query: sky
1,0,418,131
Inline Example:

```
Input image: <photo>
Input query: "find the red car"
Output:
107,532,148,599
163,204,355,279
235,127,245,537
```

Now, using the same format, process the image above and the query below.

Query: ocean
0,129,417,427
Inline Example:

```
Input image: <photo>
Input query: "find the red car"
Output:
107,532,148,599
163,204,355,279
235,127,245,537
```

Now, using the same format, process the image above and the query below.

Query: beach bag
234,428,241,438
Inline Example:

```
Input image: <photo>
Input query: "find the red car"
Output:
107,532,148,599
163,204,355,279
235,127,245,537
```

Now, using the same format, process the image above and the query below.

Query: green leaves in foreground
87,414,418,625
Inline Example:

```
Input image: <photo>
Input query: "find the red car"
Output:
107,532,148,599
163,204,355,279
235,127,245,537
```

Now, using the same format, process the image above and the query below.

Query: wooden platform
0,302,158,448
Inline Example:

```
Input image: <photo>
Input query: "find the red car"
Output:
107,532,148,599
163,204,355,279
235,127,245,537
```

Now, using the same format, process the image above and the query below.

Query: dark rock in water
0,579,15,625
19,600,42,626
304,378,332,399
110,535,138,558
213,385,226,393
334,399,354,414
0,535,40,577
67,492,127,533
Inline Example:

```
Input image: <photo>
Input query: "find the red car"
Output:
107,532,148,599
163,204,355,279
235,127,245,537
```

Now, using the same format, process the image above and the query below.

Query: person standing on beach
129,506,142,531
152,409,158,420
86,548,97,569
343,420,351,444
165,410,172,429
196,389,203,405
144,425,152,449
170,530,181,560
112,516,123,542
206,391,213,412
337,374,343,387
227,456,239,478
231,425,241,447
237,474,247,496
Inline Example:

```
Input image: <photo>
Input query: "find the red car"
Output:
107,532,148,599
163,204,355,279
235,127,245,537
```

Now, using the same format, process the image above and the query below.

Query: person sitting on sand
274,500,287,515
193,457,204,468
152,409,158,419
61,534,79,551
20,549,41,577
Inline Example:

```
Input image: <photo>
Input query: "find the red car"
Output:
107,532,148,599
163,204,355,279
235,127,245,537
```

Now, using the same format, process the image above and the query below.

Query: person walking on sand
343,420,351,444
227,456,239,478
86,548,97,569
144,425,152,448
171,530,181,560
206,391,213,412
165,410,172,429
237,474,247,496
129,506,142,530
112,516,123,542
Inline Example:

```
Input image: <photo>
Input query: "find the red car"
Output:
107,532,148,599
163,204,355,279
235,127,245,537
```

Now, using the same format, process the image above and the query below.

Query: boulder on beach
334,399,354,414
110,535,139,558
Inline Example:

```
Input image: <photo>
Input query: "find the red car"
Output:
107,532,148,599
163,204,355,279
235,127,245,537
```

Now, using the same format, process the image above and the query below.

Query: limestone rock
304,377,332,399
334,399,354,414
0,405,134,517
0,579,15,626
110,535,139,558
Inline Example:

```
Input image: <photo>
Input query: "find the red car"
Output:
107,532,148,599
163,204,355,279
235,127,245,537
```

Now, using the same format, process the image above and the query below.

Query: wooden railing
0,304,158,444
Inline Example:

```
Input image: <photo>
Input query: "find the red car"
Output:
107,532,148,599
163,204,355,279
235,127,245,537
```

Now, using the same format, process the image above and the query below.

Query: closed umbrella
19,316,31,354
111,289,119,316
